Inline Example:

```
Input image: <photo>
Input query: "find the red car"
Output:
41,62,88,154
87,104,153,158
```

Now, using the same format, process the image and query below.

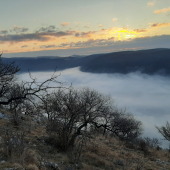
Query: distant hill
2,48,170,76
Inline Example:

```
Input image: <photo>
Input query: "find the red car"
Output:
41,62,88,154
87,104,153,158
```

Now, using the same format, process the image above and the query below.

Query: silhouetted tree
0,54,62,108
156,122,170,142
42,87,143,150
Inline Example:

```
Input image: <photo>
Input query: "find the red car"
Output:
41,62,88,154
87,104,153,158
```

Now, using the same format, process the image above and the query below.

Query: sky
1,0,170,57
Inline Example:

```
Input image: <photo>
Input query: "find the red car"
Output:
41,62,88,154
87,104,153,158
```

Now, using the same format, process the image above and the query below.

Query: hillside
0,108,170,170
80,48,170,75
2,48,170,76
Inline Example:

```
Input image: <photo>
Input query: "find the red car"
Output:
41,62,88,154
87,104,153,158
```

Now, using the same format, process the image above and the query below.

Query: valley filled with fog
19,67,170,148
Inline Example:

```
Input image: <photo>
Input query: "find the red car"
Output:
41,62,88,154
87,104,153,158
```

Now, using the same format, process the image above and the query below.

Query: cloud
74,31,97,38
61,22,70,26
1,22,170,54
75,33,80,37
0,33,49,42
151,22,170,28
40,45,57,49
73,39,107,47
36,25,56,33
3,34,170,58
113,18,118,22
10,25,29,33
58,37,115,48
147,2,155,6
98,24,103,27
134,29,147,33
81,31,96,38
0,30,76,42
154,7,170,14
0,30,8,34
21,45,28,48
84,23,90,28
108,37,115,40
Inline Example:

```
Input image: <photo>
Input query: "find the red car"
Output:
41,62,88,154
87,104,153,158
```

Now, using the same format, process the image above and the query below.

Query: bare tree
42,87,143,150
0,54,62,108
110,111,143,141
156,122,170,142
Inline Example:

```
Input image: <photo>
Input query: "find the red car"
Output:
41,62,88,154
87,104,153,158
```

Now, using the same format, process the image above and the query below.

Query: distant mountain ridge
2,48,170,76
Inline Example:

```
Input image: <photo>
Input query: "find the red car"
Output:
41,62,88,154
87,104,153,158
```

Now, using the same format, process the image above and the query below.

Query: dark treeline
2,48,170,76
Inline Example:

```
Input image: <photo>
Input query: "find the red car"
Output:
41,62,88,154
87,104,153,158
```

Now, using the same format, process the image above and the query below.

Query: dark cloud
0,33,50,42
0,30,8,34
55,34,170,55
45,31,75,37
40,45,57,48
59,38,115,48
10,25,29,33
134,29,147,32
74,33,80,37
0,31,76,42
21,45,28,48
108,37,115,40
75,31,97,38
3,34,170,58
151,23,170,28
73,39,107,47
39,36,112,49
36,25,57,33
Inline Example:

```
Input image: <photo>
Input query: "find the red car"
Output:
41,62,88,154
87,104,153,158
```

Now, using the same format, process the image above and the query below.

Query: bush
1,127,26,160
42,87,143,151
110,110,143,141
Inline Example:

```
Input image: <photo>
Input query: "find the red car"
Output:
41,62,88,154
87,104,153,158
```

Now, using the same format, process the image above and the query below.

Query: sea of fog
19,67,170,148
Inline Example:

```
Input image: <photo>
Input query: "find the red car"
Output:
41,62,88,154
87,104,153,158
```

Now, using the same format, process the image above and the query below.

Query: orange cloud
154,7,170,14
61,22,70,26
75,31,97,38
98,24,103,27
151,23,170,28
113,18,118,22
147,2,154,6
2,22,170,54
134,29,147,33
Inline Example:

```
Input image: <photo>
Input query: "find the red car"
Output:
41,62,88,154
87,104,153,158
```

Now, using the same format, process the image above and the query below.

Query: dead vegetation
0,110,170,170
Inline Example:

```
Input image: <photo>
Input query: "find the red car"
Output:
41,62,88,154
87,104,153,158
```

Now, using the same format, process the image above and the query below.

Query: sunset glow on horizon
1,0,170,57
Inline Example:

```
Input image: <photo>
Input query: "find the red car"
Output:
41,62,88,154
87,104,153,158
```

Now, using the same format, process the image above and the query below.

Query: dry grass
26,164,39,170
1,131,170,170
1,111,170,170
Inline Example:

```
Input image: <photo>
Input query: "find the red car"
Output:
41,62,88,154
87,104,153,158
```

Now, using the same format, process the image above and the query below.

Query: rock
66,166,73,170
150,157,156,161
116,160,124,166
0,112,10,120
42,162,59,170
156,159,169,165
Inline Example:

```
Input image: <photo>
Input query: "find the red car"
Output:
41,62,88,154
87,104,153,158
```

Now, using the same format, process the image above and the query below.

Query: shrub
43,87,143,151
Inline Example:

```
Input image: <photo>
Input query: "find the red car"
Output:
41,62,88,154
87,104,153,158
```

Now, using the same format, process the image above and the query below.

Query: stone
42,162,59,170
116,160,124,166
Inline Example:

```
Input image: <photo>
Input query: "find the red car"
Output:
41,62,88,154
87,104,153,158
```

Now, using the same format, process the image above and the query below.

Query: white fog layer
20,67,170,148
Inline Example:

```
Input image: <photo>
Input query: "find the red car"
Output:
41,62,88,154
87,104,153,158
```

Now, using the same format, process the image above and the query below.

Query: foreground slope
0,108,170,170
